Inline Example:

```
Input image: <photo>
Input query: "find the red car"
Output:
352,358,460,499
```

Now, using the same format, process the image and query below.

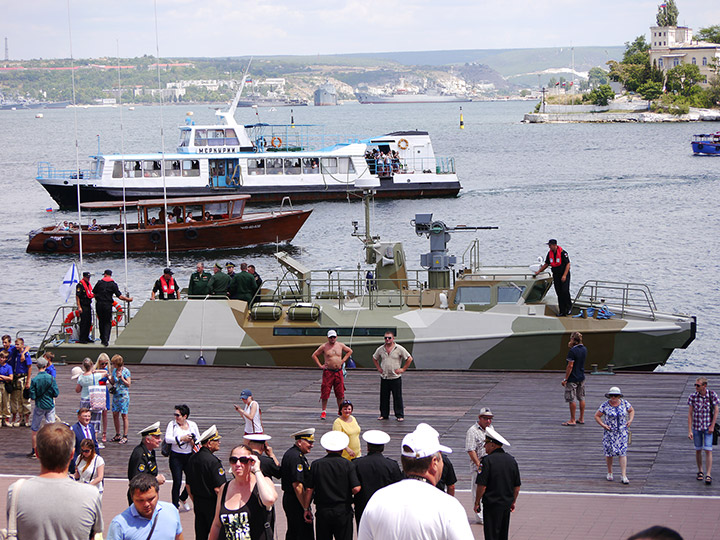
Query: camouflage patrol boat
40,181,695,370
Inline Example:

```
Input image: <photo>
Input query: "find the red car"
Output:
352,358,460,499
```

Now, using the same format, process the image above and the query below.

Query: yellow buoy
459,107,464,129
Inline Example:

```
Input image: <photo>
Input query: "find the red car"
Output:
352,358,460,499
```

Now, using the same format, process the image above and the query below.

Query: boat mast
66,0,84,270
117,40,130,293
217,58,253,126
153,0,170,268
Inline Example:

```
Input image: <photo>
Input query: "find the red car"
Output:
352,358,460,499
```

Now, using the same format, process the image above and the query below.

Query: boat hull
691,141,720,155
39,181,461,210
43,299,695,371
26,210,312,254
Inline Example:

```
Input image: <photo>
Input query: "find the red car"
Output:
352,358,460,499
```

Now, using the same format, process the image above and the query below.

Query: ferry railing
37,162,94,180
572,280,658,320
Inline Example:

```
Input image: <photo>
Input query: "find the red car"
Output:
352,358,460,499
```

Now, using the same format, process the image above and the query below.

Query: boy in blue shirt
0,350,13,426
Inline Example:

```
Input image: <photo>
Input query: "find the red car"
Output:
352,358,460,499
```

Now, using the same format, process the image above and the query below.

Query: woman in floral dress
109,354,131,444
595,386,634,485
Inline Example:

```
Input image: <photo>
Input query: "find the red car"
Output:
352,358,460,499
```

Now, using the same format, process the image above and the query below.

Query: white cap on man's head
327,330,337,338
363,430,390,445
401,423,452,458
484,425,511,447
321,431,349,452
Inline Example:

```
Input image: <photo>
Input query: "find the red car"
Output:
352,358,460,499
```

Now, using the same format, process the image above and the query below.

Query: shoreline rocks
523,108,720,124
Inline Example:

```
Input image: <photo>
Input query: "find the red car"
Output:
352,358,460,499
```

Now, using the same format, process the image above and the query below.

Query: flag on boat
58,263,79,303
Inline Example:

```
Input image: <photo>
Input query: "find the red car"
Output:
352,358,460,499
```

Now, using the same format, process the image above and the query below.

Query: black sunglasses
695,383,707,387
229,456,252,465
384,336,393,340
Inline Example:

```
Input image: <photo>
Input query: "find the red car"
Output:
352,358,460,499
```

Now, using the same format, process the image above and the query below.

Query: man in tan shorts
312,330,353,420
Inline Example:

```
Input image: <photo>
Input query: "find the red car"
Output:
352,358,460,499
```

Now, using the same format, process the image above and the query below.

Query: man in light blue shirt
108,473,184,540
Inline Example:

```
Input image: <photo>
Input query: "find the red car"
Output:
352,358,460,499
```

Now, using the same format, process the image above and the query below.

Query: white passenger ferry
36,87,461,209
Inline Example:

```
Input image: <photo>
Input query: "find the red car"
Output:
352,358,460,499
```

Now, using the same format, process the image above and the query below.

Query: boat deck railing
37,162,95,181
572,280,658,319
259,270,428,310
368,156,455,176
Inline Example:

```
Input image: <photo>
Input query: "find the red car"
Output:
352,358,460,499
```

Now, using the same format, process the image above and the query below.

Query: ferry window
498,285,526,304
124,161,142,178
194,129,207,147
165,160,181,177
144,161,162,177
274,327,394,337
225,129,239,145
182,160,200,177
339,158,356,174
179,130,191,148
266,158,283,175
454,286,490,305
321,157,338,174
248,159,265,175
302,158,319,174
284,158,301,175
112,161,123,178
208,129,224,147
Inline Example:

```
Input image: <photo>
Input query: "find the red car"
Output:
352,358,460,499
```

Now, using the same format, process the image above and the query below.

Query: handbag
161,423,172,457
0,478,26,539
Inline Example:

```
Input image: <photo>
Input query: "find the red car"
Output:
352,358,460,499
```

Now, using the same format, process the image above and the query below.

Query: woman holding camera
165,404,200,511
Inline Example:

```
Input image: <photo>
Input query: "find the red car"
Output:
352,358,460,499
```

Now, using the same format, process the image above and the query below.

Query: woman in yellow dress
332,399,361,460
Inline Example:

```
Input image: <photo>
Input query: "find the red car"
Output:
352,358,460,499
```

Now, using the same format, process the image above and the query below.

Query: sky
3,0,719,60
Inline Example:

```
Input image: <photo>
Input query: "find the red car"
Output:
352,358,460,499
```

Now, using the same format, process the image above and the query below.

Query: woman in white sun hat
595,386,634,484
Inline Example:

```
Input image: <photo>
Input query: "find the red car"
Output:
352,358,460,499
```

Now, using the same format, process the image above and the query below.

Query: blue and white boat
691,132,720,155
36,84,461,209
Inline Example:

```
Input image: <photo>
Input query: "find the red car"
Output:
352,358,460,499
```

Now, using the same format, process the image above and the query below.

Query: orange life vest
160,276,176,296
547,246,564,267
80,279,94,299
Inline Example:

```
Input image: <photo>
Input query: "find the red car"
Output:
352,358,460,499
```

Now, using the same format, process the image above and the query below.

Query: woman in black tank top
208,444,278,540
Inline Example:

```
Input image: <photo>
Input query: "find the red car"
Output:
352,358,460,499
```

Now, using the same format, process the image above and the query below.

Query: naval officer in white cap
185,425,225,540
474,425,521,540
280,428,315,540
127,422,166,504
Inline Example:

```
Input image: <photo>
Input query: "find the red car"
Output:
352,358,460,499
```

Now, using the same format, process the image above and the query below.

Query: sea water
0,100,716,372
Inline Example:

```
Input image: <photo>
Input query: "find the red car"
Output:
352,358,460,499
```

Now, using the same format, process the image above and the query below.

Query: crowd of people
364,149,402,176
3,323,714,540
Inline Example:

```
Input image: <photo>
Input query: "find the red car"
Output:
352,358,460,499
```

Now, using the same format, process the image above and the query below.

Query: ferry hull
691,141,720,155
40,181,461,210
43,299,695,371
26,210,311,254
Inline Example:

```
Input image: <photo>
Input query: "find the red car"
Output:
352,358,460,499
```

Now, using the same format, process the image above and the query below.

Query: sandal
118,436,128,444
102,433,107,443
111,434,122,442
697,471,705,481
706,475,712,485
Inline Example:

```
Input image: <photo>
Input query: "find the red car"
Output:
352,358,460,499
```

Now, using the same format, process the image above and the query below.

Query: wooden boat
26,195,312,254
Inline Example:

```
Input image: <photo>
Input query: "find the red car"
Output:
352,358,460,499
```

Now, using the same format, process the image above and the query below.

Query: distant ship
314,82,338,106
0,99,71,110
235,94,308,108
355,90,471,104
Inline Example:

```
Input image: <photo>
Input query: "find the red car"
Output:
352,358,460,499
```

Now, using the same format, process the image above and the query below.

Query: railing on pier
572,280,658,320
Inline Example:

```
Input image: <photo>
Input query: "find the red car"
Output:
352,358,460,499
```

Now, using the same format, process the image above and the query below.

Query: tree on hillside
623,36,650,64
638,81,663,105
587,84,615,106
656,0,679,27
696,25,720,44
608,35,664,93
666,64,703,97
588,67,609,87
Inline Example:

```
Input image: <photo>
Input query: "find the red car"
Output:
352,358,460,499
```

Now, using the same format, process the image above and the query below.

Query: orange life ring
63,309,94,334
112,301,124,327
397,138,409,150
271,136,282,148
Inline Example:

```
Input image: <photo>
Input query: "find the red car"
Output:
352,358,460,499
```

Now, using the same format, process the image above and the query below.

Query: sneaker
26,450,36,459
621,476,629,484
179,501,191,513
320,411,326,419
98,443,105,449
12,422,20,428
606,473,614,481
3,420,12,427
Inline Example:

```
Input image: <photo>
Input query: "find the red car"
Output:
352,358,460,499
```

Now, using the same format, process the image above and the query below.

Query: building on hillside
649,25,720,85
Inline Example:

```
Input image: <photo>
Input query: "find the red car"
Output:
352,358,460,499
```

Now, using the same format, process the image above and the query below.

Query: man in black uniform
93,269,133,347
186,425,226,540
281,428,315,540
151,267,178,300
474,426,521,540
188,262,212,297
436,453,458,496
75,271,94,343
127,422,166,504
352,429,403,525
534,239,572,316
304,431,360,540
246,433,281,529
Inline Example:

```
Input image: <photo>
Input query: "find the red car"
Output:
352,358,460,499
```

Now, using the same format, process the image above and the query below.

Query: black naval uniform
545,246,572,316
281,445,314,540
75,280,93,343
477,447,522,540
306,453,360,540
127,443,159,504
186,446,227,540
93,277,124,346
352,451,403,524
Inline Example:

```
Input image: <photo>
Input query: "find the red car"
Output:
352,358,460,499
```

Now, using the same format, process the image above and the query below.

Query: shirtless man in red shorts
312,330,353,420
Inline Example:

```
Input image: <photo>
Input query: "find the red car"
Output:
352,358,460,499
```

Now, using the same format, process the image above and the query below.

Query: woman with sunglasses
73,438,105,495
94,353,111,443
208,444,277,540
332,399,362,460
165,404,200,511
595,386,634,484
